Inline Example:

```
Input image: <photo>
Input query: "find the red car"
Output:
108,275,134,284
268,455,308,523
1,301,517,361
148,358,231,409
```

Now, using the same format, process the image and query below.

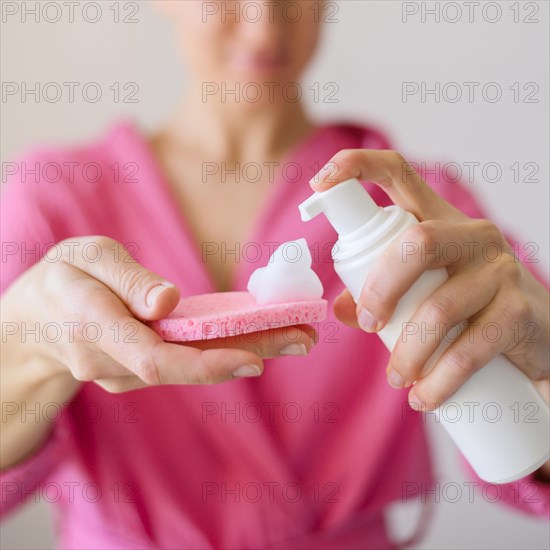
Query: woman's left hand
311,149,550,412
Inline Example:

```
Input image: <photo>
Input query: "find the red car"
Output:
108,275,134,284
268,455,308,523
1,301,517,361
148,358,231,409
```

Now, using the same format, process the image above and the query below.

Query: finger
94,376,148,393
356,219,479,332
64,276,264,385
408,298,524,410
186,324,316,358
333,289,360,329
387,266,499,389
109,324,265,385
50,236,180,320
153,344,265,384
310,149,467,223
295,323,319,344
67,349,137,381
115,323,266,384
535,380,550,404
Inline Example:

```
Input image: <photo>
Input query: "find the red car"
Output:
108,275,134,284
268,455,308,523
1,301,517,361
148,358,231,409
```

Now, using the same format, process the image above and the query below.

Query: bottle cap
299,178,380,236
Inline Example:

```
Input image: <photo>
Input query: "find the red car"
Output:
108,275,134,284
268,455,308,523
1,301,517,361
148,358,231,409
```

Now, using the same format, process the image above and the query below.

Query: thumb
310,149,467,223
53,236,180,320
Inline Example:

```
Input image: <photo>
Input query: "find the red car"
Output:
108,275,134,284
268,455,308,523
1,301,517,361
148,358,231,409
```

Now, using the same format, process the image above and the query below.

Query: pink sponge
148,291,327,342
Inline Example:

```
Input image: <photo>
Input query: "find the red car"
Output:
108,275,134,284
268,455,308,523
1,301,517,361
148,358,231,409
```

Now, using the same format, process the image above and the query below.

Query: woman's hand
2,236,316,393
311,150,550,411
1,236,315,469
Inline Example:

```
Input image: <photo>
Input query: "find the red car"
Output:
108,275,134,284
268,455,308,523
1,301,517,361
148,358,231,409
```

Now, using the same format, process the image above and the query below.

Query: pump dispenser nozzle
299,178,380,236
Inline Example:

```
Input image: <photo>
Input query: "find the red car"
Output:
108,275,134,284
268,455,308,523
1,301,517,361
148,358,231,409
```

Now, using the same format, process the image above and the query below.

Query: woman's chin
227,59,293,80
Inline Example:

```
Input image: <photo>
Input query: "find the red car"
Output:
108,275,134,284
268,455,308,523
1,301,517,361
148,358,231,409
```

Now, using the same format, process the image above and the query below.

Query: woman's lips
229,53,290,74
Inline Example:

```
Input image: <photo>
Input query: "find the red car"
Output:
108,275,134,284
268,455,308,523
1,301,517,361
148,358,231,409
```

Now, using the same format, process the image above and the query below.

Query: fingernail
387,369,405,389
146,282,174,307
409,393,422,411
358,308,380,332
279,343,307,356
232,364,262,378
310,163,334,185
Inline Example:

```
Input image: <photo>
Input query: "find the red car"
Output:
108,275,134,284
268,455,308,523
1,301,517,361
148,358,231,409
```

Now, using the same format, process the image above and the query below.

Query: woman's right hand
2,236,316,394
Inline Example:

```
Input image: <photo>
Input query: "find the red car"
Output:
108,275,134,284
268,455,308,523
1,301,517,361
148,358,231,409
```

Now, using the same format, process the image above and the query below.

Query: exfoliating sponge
149,239,327,342
148,291,327,342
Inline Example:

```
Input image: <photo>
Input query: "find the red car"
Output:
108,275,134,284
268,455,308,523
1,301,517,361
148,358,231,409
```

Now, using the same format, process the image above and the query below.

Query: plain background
1,1,549,548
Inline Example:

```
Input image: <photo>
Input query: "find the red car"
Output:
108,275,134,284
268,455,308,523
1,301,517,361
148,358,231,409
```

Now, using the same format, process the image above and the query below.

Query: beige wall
1,1,548,548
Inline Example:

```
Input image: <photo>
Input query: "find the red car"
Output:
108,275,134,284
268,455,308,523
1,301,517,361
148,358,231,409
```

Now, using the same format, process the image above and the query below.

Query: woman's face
157,1,324,88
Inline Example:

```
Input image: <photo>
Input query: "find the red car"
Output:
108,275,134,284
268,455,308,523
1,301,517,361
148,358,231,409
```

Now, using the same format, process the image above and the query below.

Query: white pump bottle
299,178,549,483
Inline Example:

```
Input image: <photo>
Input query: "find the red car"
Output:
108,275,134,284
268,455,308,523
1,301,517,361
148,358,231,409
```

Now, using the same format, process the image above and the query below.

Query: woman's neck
156,93,315,164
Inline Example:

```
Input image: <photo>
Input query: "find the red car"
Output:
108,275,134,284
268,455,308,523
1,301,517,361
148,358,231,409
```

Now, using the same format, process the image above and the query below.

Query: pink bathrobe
1,122,548,549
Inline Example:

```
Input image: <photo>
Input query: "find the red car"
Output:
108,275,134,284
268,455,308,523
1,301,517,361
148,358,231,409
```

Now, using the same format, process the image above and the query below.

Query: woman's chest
170,168,276,291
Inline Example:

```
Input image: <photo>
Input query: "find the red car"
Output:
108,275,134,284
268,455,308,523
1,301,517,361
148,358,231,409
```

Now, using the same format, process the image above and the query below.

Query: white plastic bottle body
333,208,550,484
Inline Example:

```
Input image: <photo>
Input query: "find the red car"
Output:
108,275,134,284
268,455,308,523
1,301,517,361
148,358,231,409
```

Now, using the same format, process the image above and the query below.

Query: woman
1,1,548,548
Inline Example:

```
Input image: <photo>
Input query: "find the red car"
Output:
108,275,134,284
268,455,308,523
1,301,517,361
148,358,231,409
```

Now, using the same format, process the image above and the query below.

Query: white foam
247,239,324,304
